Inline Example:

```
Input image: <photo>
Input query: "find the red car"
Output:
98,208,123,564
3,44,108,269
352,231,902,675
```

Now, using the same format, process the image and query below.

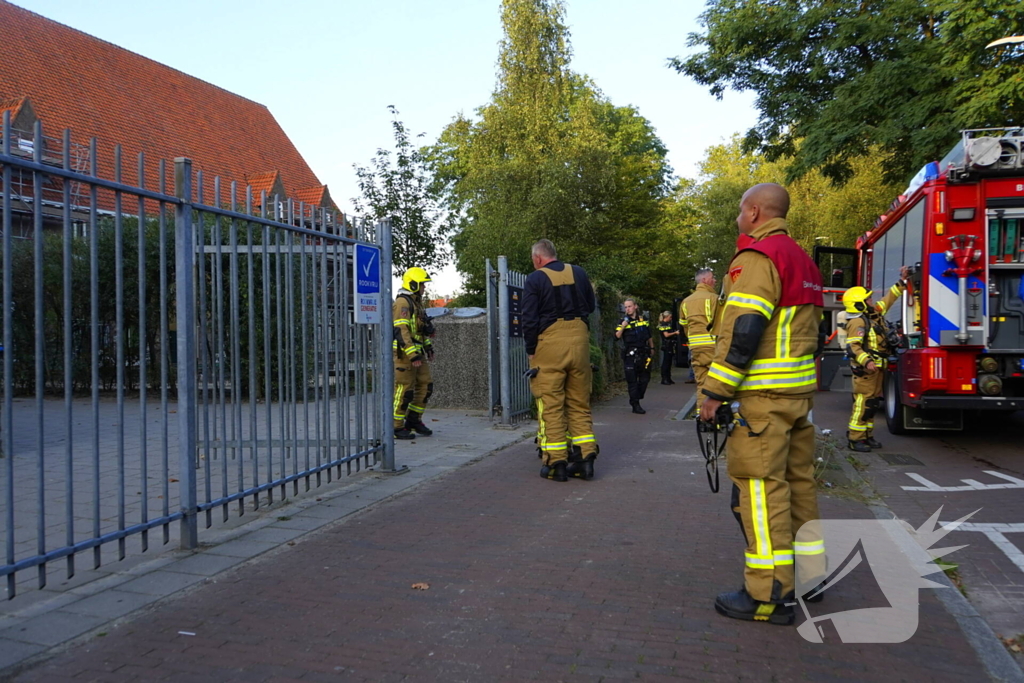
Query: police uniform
523,260,598,481
681,282,719,410
845,281,906,447
393,287,434,437
657,320,678,384
618,312,652,412
702,217,825,619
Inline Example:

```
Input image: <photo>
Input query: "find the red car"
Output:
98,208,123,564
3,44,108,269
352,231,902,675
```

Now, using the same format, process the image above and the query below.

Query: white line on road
941,522,1024,576
901,470,1024,492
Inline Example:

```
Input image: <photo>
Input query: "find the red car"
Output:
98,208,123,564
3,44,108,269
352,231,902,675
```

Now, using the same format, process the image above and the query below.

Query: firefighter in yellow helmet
700,183,825,626
842,267,909,452
393,266,435,439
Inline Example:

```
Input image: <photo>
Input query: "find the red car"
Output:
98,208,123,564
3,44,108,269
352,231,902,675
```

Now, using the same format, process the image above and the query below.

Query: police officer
657,311,679,385
616,298,654,414
700,183,825,626
523,239,599,482
842,268,909,452
681,268,719,411
393,267,435,440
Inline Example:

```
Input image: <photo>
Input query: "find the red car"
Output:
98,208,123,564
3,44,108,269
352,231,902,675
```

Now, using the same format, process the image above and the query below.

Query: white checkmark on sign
362,250,377,278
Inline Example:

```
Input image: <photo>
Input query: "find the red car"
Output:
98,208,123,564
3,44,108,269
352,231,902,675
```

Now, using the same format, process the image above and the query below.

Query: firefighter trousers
393,357,433,428
529,319,597,465
848,369,884,441
690,346,714,411
727,392,822,603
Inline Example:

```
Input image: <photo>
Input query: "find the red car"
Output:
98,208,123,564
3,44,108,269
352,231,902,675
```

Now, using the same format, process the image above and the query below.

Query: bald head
736,183,790,235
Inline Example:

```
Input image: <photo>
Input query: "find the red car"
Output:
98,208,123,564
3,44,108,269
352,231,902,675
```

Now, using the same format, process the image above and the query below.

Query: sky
11,0,758,294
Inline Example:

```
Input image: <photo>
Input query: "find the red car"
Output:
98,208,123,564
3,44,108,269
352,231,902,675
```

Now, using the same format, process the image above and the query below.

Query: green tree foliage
672,0,1024,185
673,137,900,276
353,106,455,276
430,0,678,304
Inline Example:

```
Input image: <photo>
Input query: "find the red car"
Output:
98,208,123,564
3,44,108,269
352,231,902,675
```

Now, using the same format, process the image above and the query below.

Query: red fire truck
818,128,1024,433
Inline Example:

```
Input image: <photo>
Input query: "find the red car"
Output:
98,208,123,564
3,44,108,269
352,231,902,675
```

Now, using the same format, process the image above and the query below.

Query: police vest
539,264,586,321
739,234,824,308
620,316,651,348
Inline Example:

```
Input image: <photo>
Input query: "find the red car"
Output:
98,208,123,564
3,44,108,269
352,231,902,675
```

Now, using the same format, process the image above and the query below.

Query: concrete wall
427,311,490,411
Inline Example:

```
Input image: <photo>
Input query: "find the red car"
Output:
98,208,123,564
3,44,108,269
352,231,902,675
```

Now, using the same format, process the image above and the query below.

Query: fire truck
818,128,1024,433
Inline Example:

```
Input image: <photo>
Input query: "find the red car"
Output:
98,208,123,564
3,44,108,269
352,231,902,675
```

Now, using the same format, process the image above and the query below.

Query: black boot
865,437,883,449
802,579,827,604
848,440,871,453
660,379,671,385
631,401,646,415
405,415,433,436
714,588,794,625
394,427,416,440
540,461,567,482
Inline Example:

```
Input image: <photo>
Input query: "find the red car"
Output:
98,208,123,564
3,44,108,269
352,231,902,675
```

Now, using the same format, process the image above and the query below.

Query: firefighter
842,268,910,452
523,239,599,482
700,183,825,626
657,311,679,385
616,298,654,414
393,266,435,440
681,268,719,412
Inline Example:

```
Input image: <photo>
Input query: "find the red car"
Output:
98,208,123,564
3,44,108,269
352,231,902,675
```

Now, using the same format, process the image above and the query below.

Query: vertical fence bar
379,219,396,472
174,157,198,549
498,256,512,427
228,182,242,518
3,112,15,597
197,173,212,526
33,120,47,587
114,145,126,561
485,258,496,421
214,177,228,520
63,128,75,578
137,152,149,552
89,138,100,569
159,160,170,545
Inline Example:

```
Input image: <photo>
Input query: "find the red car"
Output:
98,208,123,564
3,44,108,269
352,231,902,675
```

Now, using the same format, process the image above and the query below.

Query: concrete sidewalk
0,409,535,676
2,383,1013,681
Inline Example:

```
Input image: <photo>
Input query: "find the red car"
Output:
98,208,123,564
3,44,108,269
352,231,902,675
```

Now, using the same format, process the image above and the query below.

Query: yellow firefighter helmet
402,267,432,293
842,286,871,314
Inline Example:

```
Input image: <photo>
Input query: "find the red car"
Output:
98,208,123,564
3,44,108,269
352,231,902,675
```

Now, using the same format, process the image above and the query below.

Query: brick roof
0,0,336,210
0,96,26,119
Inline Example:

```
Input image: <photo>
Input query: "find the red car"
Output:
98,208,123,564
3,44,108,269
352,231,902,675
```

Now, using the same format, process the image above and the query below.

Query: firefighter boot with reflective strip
865,437,883,449
714,588,794,626
848,440,871,453
394,427,416,440
566,446,597,481
802,579,826,604
540,461,567,482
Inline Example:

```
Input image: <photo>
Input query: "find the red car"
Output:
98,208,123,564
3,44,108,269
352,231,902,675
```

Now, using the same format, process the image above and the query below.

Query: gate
1,115,394,598
486,256,532,426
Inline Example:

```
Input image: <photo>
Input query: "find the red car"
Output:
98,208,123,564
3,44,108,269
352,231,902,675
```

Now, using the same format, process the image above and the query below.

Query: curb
824,430,1024,683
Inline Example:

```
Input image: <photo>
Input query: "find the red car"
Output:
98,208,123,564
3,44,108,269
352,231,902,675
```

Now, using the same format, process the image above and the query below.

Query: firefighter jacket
393,289,431,362
845,281,907,368
681,283,719,349
702,218,824,401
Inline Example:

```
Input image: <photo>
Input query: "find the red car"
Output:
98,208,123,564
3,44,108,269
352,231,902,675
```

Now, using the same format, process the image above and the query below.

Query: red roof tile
0,96,26,118
0,0,336,210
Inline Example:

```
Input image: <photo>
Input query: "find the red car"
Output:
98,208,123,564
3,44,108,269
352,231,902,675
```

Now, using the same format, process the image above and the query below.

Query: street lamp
986,36,1024,49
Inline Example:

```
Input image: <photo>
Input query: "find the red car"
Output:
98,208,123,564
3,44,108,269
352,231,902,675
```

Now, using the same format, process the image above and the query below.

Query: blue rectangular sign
353,244,382,324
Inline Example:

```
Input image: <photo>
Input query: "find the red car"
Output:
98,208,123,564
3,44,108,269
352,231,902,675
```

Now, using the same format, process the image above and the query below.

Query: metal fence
0,114,394,599
486,256,531,426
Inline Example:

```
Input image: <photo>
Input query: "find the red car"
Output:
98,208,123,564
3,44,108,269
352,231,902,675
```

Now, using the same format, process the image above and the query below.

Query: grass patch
935,559,968,597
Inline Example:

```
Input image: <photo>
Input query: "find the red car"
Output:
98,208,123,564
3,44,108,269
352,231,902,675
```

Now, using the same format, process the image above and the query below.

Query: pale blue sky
12,0,758,292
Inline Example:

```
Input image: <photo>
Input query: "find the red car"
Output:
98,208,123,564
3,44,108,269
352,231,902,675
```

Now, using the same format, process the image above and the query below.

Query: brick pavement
9,384,992,681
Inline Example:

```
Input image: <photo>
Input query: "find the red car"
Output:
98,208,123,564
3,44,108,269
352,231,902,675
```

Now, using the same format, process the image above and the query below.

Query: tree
352,106,455,275
672,0,1024,186
430,0,675,303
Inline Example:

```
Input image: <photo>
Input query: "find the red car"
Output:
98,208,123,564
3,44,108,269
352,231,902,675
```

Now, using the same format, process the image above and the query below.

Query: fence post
174,158,198,550
378,218,399,473
485,259,497,421
497,256,512,428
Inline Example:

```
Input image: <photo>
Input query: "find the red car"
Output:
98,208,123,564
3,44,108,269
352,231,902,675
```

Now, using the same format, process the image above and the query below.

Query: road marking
901,470,1024,492
941,522,1024,576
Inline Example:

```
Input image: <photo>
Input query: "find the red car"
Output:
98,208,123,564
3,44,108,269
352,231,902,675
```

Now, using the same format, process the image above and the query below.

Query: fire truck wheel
884,369,909,435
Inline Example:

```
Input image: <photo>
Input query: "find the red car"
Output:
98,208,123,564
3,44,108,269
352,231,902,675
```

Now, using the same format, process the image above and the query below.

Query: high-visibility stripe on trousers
393,357,432,427
529,319,597,466
727,392,820,603
848,369,883,441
